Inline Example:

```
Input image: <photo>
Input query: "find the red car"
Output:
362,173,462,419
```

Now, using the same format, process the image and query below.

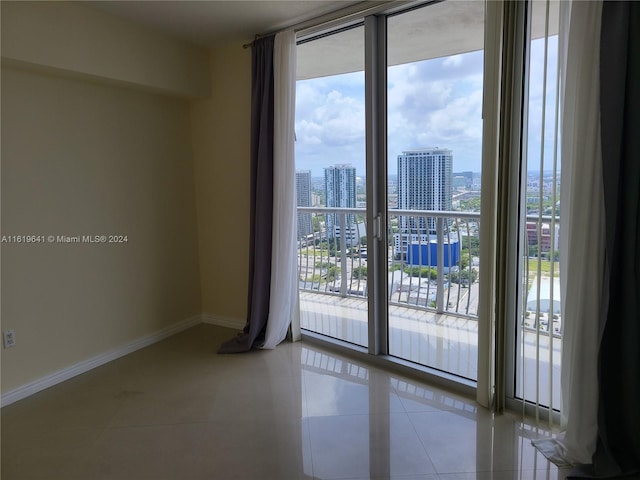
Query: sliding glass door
386,1,484,380
295,24,369,348
295,1,485,383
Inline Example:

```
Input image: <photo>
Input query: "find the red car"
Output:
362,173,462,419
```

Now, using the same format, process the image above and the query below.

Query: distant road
452,191,481,201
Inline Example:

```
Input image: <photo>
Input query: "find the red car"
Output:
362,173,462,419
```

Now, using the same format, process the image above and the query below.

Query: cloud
443,54,464,68
525,35,561,171
296,89,365,147
386,54,484,171
295,48,495,174
295,73,366,172
294,32,560,177
426,90,483,140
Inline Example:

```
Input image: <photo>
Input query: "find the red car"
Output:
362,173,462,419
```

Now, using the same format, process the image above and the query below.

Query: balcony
297,207,479,374
297,207,561,407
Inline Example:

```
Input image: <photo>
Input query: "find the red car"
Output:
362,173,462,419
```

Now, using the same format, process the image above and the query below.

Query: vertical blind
519,0,562,425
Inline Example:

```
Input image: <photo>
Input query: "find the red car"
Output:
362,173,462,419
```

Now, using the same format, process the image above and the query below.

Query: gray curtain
571,2,640,477
218,35,276,353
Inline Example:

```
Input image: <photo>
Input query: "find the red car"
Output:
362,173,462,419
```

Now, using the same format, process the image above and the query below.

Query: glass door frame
297,0,503,407
364,3,491,402
364,14,388,357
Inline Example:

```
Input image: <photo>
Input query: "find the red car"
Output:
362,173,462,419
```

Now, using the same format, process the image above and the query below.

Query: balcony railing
523,213,562,337
297,207,481,319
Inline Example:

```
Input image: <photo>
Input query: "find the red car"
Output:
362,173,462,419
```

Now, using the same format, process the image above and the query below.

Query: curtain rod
242,0,410,49
242,35,261,49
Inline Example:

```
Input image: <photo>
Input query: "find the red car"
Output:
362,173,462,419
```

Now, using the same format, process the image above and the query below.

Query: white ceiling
298,0,486,79
86,0,558,80
87,1,364,46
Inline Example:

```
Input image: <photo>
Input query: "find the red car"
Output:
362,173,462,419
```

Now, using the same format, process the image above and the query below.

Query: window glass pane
387,1,484,381
295,25,368,348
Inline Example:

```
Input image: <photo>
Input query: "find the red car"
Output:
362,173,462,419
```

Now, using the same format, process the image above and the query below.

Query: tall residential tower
296,170,313,240
324,164,356,237
397,148,453,233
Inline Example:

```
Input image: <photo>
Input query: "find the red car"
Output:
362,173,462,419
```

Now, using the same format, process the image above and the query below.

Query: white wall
1,66,203,393
1,1,210,98
191,43,252,326
0,0,210,393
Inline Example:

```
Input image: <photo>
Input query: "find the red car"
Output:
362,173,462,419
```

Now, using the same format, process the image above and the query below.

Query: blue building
406,239,460,267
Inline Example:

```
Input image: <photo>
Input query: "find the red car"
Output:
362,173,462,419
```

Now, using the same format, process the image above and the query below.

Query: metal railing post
339,212,348,296
436,217,445,313
297,207,481,319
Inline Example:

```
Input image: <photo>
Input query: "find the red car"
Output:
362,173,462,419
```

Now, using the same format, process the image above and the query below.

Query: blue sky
294,37,558,178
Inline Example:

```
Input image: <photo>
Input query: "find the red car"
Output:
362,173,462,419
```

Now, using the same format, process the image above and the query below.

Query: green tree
460,249,471,269
327,266,340,282
450,268,478,284
465,236,480,257
312,216,322,233
322,238,339,256
352,266,368,279
404,266,437,279
459,197,481,212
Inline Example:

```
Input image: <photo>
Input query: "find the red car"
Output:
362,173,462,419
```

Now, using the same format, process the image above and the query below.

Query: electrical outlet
3,329,17,348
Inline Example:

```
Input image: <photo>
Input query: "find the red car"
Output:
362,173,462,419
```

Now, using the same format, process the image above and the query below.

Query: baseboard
1,314,203,408
201,314,245,330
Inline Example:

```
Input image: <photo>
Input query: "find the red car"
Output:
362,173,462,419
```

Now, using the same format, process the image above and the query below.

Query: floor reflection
0,325,568,480
300,291,478,380
301,290,562,406
300,343,568,479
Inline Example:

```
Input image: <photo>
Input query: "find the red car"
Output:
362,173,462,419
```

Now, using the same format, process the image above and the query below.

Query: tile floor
1,324,569,480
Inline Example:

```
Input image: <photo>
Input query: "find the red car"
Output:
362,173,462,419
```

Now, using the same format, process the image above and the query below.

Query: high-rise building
324,164,356,237
296,170,313,240
397,148,453,234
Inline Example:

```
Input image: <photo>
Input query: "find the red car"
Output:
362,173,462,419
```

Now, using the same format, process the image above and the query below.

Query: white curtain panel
263,29,301,349
534,0,604,466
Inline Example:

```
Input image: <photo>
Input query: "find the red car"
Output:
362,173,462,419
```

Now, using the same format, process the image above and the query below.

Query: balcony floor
300,291,561,407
